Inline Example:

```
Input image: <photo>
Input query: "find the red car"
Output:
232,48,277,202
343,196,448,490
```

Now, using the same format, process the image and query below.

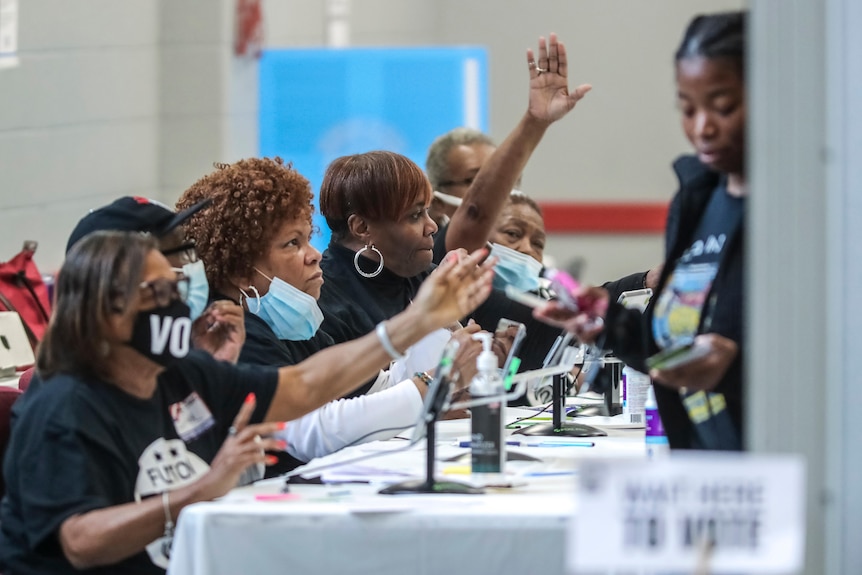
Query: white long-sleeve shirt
275,328,452,462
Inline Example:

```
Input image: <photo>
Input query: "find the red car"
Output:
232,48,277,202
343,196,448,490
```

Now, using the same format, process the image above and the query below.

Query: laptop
0,312,36,380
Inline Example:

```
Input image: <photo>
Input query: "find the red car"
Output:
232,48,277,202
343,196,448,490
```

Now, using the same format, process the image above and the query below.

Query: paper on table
319,464,417,484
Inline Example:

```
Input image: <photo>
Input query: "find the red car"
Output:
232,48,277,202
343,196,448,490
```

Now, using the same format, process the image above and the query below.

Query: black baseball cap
66,196,212,254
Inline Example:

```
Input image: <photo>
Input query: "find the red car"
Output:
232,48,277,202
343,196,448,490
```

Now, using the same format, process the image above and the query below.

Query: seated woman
176,157,476,470
0,231,492,572
318,150,561,386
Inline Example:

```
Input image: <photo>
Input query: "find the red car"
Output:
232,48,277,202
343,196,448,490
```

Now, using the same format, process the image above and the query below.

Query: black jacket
604,155,745,450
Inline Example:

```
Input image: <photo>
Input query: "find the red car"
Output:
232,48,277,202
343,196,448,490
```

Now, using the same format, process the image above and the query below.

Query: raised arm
445,33,591,254
264,249,496,422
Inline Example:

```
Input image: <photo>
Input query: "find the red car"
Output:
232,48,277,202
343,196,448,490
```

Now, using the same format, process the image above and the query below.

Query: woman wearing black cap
0,230,493,573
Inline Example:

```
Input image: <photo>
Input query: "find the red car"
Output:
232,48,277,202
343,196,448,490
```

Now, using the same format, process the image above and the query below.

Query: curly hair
176,157,314,288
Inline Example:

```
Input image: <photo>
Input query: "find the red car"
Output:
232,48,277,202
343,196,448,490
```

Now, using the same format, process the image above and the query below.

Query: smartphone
617,288,653,312
645,340,710,371
504,285,548,309
543,268,581,311
495,318,527,383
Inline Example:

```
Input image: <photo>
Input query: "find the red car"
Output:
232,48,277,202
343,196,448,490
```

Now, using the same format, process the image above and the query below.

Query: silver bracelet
375,321,405,360
162,491,175,549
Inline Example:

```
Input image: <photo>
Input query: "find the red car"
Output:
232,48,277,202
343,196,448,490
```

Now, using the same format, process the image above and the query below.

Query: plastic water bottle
644,384,670,458
622,365,650,426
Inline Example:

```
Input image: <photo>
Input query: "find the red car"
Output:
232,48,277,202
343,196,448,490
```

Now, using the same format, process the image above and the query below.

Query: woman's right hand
195,393,286,501
533,285,610,344
411,248,496,331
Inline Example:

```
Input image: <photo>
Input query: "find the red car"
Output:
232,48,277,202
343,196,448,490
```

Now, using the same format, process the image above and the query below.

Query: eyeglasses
139,274,190,307
436,176,475,189
161,242,199,265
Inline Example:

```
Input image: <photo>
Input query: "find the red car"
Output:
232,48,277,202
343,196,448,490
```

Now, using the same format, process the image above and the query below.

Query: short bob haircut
37,231,156,380
319,151,432,244
176,157,314,289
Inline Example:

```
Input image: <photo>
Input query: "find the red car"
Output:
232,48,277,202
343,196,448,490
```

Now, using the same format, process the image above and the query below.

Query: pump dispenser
470,332,505,478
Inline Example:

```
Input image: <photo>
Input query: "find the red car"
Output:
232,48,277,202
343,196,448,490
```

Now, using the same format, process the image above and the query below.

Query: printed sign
568,453,806,574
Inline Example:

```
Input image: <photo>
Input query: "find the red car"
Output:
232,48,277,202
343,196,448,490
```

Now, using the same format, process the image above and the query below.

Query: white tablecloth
168,410,645,575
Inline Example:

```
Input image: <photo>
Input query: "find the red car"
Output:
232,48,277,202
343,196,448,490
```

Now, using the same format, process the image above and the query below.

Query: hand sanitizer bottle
470,332,505,480
644,384,670,458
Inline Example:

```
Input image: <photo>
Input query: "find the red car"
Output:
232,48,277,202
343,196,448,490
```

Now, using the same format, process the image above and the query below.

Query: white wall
1,0,741,280
0,0,160,271
263,0,742,284
0,0,258,273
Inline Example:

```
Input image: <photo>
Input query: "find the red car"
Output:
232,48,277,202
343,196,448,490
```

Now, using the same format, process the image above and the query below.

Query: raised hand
412,248,496,330
533,285,609,344
526,33,592,125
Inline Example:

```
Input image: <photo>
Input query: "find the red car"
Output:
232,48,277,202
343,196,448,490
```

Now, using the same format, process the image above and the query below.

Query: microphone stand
378,411,483,495
514,337,607,438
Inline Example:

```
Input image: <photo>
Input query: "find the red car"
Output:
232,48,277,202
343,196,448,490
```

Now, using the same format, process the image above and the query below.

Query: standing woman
537,12,748,450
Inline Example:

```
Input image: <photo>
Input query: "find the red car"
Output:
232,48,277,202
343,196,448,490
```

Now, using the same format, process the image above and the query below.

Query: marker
457,440,594,448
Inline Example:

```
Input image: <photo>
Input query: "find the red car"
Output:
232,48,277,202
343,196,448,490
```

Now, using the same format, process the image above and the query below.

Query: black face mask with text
127,300,193,367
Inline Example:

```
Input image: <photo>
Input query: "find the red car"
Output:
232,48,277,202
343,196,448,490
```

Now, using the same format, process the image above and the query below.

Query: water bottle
644,384,670,458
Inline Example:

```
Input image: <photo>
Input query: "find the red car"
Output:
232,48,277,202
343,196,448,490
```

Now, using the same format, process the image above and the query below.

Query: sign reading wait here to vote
568,454,806,574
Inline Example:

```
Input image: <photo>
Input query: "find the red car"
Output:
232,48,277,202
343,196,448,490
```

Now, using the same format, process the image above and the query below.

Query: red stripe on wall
537,202,669,234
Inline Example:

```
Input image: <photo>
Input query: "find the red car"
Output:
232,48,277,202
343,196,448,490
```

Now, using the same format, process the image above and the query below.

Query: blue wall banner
260,47,488,250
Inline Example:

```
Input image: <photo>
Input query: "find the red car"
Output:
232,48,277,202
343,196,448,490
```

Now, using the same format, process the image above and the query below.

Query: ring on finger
228,426,239,436
535,66,548,73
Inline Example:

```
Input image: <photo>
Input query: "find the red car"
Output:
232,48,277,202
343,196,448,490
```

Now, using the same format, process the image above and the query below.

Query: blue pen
457,440,523,448
456,440,594,448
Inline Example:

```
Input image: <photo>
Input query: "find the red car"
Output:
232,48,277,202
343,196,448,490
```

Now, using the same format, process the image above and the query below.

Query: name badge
170,391,215,442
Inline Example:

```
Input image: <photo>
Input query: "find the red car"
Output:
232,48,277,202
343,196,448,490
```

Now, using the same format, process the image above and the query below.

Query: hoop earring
354,244,384,278
239,286,262,313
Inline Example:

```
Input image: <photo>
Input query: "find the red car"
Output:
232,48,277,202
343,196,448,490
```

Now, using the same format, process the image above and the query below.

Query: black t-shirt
238,309,338,474
0,352,278,574
431,223,450,265
319,242,563,392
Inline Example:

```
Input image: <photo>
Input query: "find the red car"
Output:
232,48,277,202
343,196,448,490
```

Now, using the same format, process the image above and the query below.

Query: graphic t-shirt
0,351,278,574
652,183,744,350
651,182,744,450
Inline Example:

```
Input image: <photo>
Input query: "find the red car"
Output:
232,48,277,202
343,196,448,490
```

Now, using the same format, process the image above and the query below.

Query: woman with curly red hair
177,157,474,473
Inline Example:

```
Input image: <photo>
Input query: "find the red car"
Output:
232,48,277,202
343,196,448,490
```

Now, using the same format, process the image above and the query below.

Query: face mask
128,300,193,367
177,260,210,321
432,190,464,207
248,269,324,341
490,242,543,293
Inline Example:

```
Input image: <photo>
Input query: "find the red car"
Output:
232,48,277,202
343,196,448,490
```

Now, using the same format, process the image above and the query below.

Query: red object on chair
0,386,23,497
17,367,34,392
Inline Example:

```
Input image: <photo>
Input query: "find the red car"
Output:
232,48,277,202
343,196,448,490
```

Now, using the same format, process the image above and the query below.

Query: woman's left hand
527,33,592,125
191,300,246,364
649,333,738,392
412,248,496,331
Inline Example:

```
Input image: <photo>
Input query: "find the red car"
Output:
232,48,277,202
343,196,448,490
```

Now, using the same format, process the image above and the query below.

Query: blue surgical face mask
248,269,324,341
177,260,210,321
490,243,543,293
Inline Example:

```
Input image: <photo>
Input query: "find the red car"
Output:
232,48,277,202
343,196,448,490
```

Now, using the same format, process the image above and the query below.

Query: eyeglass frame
139,273,190,308
160,242,199,265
